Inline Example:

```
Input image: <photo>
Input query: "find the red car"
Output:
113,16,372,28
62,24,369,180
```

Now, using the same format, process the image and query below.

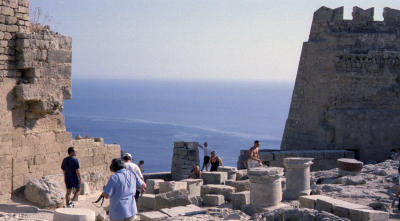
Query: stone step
299,195,388,221
160,204,207,217
53,208,95,221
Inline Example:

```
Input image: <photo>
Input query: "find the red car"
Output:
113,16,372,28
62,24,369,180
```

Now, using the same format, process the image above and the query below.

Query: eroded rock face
282,6,400,162
24,176,65,208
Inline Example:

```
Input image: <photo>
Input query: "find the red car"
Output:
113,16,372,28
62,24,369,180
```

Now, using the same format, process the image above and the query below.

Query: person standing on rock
102,158,146,221
247,140,263,169
210,151,223,171
61,147,81,207
122,153,144,203
199,142,212,171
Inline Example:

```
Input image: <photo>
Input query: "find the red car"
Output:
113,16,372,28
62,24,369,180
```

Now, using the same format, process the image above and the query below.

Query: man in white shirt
122,153,144,203
199,142,211,171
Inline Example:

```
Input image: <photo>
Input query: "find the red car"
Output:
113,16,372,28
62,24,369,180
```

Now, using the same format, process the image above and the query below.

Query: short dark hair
254,140,259,144
139,160,144,164
211,151,216,155
122,155,132,162
67,147,75,155
110,158,125,172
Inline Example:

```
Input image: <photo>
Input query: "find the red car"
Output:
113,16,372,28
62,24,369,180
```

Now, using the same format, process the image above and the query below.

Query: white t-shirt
204,147,211,157
125,162,144,180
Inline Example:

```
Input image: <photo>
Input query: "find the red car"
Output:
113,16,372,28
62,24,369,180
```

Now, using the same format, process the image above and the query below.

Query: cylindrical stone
283,157,313,200
218,166,238,180
248,166,284,207
53,208,96,221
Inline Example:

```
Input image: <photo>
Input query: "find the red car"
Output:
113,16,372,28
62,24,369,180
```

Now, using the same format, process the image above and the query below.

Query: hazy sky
31,1,400,82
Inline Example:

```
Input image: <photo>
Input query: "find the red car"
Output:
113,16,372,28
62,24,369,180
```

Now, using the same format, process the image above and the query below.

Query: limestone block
231,191,250,210
202,171,227,185
338,158,363,176
160,204,206,217
200,184,235,201
203,194,224,206
218,166,238,180
236,169,248,180
159,181,187,194
145,179,164,194
138,194,156,211
181,179,203,197
333,202,371,219
53,208,95,221
154,189,190,210
80,182,90,195
349,208,389,221
299,195,329,209
225,180,250,192
140,211,169,221
283,157,313,200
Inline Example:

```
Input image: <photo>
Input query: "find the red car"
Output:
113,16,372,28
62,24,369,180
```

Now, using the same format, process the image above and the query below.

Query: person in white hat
122,153,144,203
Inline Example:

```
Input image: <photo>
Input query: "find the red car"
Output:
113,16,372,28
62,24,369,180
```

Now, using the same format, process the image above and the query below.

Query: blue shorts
65,180,80,189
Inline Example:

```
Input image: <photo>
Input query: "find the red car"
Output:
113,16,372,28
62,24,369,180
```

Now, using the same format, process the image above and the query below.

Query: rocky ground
1,160,400,220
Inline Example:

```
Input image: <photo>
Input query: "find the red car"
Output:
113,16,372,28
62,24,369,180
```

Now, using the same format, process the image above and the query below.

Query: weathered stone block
140,211,169,221
159,181,187,194
218,166,237,180
201,184,235,201
145,179,164,194
203,194,224,206
181,178,203,197
138,194,156,211
154,189,190,210
225,179,250,192
236,169,247,180
160,205,206,217
202,171,227,185
349,208,389,221
231,191,250,210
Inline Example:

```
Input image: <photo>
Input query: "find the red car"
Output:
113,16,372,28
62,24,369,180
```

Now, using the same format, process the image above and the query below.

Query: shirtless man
247,140,263,169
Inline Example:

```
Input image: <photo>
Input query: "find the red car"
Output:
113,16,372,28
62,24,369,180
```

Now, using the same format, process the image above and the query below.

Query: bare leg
206,162,210,172
65,189,71,205
201,160,205,171
72,188,81,201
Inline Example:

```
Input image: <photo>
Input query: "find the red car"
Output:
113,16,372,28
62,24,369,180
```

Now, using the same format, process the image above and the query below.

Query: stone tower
0,0,120,200
282,6,400,162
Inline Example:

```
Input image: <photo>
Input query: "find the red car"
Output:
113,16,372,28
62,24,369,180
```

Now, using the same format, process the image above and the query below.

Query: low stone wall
144,172,172,181
237,149,354,171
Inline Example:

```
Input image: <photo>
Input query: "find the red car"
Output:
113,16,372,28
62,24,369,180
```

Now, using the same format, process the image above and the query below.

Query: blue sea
63,79,294,172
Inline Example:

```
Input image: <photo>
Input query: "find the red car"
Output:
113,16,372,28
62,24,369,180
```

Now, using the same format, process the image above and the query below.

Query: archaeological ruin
0,0,120,200
281,6,400,162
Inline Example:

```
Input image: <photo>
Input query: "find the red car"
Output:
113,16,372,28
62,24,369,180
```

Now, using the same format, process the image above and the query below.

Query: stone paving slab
160,205,207,217
140,211,169,221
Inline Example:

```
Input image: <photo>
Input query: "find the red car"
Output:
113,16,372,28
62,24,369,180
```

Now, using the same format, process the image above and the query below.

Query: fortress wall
281,6,400,162
0,0,120,200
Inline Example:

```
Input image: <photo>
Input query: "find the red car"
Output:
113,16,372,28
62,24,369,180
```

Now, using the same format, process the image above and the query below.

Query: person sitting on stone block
102,158,147,221
248,140,263,169
61,146,81,208
188,165,202,179
210,151,223,171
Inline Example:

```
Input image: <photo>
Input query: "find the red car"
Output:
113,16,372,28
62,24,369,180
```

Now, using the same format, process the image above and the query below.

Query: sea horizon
63,78,294,172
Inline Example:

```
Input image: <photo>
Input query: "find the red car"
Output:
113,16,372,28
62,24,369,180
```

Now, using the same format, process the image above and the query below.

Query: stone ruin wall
0,0,120,200
281,6,400,162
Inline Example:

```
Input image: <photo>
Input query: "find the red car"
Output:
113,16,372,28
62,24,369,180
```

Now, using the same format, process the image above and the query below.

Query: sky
30,1,400,82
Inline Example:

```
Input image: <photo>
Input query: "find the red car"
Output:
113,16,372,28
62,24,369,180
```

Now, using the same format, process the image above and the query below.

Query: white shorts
248,159,261,169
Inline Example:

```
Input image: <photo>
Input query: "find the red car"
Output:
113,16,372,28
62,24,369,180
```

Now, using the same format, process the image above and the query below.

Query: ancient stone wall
171,142,200,180
281,6,400,162
0,0,120,200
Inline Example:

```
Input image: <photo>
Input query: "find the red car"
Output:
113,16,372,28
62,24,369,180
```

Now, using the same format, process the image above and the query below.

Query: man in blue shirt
102,158,146,221
61,147,81,207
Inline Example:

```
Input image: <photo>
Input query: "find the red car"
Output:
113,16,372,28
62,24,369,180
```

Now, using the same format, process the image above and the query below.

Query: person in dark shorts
199,142,211,171
61,147,81,207
138,160,144,173
210,151,223,172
